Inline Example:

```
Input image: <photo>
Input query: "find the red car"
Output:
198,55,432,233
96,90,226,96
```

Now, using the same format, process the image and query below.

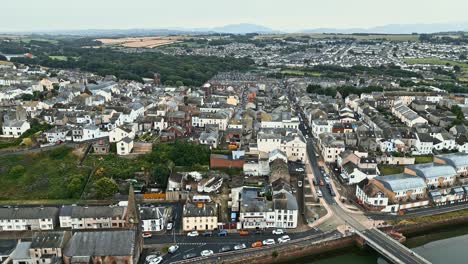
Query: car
316,190,323,197
187,231,199,237
220,246,232,252
278,235,291,243
200,250,214,257
298,181,303,187
319,180,325,186
203,231,213,237
142,232,152,238
217,230,228,236
315,153,319,158
239,230,249,236
291,187,296,194
150,257,163,264
234,243,247,250
183,253,197,260
166,223,173,230
330,190,336,197
254,230,263,235
272,229,284,235
295,168,305,172
251,241,263,248
262,239,276,245
168,245,179,254
146,255,159,262
324,177,330,183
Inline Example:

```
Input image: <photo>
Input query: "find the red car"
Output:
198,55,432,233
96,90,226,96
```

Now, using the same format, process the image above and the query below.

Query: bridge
357,228,431,264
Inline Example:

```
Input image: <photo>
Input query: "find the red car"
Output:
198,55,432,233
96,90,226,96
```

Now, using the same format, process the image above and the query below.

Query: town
0,29,467,264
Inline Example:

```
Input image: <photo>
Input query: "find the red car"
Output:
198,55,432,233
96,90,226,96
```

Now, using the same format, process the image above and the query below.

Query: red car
319,180,325,186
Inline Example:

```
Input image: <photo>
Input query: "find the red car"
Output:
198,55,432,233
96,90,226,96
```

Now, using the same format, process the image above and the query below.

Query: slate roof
374,174,426,192
183,202,217,217
406,163,457,180
0,207,58,220
31,231,67,249
64,230,135,257
436,153,468,169
60,206,124,219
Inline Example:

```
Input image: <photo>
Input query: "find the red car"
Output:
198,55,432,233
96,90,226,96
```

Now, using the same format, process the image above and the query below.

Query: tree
67,176,84,198
8,165,25,179
94,177,119,198
460,54,467,60
453,65,461,72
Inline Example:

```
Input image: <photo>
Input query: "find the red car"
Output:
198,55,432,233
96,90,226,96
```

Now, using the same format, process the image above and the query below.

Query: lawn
378,165,404,175
0,146,89,200
404,58,468,69
414,155,434,164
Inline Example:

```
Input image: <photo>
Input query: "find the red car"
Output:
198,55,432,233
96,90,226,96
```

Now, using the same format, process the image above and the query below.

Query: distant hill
211,23,277,34
301,22,468,34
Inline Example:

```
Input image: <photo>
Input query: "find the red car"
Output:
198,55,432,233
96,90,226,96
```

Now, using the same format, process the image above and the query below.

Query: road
146,228,324,263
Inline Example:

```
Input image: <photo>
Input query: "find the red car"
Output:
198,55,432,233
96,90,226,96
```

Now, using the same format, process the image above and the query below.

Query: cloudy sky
2,0,467,32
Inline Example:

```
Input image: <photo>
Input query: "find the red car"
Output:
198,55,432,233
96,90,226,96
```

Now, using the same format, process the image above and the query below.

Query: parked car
220,246,232,252
183,253,197,260
262,239,276,245
295,168,304,172
272,229,284,235
234,243,247,250
146,255,159,262
142,232,152,238
187,231,199,237
203,231,213,237
330,189,336,197
218,230,228,236
319,180,325,186
278,235,291,243
166,223,173,230
239,230,249,236
316,190,323,197
150,257,163,264
251,241,263,248
200,250,214,257
168,245,179,254
298,181,303,187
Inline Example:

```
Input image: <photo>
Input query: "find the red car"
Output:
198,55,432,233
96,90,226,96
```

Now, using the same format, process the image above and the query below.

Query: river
296,225,468,264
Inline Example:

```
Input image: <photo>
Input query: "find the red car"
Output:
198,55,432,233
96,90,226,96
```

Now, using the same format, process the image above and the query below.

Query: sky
2,0,467,32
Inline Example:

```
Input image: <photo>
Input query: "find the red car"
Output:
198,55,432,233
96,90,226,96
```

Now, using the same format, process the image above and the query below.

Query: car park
251,241,263,248
142,232,152,238
262,239,276,245
187,231,199,237
183,253,197,260
278,235,291,243
201,250,214,257
220,246,232,252
272,229,284,235
234,243,247,250
168,245,179,254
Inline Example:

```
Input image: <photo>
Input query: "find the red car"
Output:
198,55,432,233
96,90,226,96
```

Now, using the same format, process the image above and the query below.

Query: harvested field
96,36,185,48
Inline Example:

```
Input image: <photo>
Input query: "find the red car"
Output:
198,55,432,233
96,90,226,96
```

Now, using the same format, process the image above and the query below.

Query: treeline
5,38,254,86
306,84,384,97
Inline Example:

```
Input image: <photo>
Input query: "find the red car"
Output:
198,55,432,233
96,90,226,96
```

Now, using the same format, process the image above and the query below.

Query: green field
404,58,468,69
378,165,405,175
414,155,434,164
0,147,89,200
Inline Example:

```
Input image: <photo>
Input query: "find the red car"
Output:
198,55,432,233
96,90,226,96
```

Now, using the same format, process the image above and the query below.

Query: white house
109,126,135,143
0,207,58,231
1,120,30,138
117,137,134,155
311,119,334,138
140,207,168,232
